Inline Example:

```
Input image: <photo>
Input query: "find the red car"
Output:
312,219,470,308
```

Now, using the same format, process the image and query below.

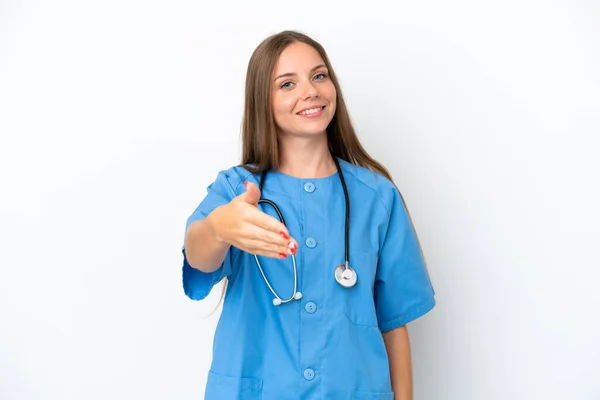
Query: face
271,42,337,138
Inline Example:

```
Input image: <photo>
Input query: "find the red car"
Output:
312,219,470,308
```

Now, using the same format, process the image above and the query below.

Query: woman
182,30,435,400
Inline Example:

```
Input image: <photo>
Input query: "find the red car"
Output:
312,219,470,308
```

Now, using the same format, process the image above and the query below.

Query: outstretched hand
213,181,298,259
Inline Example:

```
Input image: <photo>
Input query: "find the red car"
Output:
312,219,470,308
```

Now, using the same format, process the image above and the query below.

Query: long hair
240,30,393,181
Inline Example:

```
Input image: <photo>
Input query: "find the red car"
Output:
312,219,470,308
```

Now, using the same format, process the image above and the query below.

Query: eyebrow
273,64,327,82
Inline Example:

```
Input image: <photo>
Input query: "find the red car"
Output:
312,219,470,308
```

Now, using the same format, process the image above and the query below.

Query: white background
1,0,599,399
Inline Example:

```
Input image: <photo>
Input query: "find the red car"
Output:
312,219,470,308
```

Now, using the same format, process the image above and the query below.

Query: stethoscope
253,156,357,306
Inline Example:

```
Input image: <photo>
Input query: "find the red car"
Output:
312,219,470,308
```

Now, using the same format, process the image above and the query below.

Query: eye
280,81,294,90
313,72,328,81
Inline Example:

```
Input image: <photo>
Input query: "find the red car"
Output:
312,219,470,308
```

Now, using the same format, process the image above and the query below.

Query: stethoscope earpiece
272,291,302,306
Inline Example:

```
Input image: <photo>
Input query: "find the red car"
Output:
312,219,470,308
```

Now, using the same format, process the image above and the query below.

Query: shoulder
338,158,399,216
210,165,256,194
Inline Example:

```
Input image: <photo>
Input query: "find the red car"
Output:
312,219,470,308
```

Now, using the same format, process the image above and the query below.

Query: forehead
273,42,325,75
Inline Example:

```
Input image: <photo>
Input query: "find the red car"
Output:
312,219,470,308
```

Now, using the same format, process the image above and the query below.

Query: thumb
238,180,261,205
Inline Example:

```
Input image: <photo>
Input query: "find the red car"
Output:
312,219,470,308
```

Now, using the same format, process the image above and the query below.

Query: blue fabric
181,158,435,400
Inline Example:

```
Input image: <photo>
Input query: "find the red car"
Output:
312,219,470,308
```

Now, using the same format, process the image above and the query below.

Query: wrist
208,205,227,244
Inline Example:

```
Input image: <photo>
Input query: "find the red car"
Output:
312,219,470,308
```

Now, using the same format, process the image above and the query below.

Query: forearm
184,207,230,273
383,325,413,400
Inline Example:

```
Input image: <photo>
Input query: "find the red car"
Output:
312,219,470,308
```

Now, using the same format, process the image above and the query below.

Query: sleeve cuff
378,296,436,332
182,248,227,301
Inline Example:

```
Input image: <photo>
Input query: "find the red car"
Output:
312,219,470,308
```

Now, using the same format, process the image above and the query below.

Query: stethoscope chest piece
334,264,357,288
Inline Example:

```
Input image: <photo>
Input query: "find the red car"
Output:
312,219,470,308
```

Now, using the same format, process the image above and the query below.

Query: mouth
297,105,326,116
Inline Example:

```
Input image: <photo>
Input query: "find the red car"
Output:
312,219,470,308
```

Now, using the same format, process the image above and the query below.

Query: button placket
300,179,322,390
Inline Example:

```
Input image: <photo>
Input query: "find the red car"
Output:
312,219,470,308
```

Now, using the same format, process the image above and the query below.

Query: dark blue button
304,182,316,193
305,302,317,314
305,238,317,248
303,368,315,380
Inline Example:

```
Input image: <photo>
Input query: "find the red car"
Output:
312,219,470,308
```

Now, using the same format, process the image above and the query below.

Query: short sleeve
182,170,240,301
374,188,436,332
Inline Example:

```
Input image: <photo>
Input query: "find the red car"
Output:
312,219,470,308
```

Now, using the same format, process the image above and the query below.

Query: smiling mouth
297,106,325,116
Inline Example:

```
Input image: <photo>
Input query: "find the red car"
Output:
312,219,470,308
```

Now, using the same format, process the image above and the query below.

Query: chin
295,128,328,137
278,116,335,137
299,121,333,136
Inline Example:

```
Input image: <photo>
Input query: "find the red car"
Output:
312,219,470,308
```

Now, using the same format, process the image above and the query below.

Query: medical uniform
181,158,435,400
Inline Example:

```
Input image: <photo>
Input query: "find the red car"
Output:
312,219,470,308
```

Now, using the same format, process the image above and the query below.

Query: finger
248,208,293,240
246,241,296,259
243,181,261,205
231,181,261,206
245,239,293,257
245,226,297,255
251,249,290,259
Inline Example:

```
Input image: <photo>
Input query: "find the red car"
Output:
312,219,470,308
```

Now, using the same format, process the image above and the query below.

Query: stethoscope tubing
254,156,355,305
255,198,301,305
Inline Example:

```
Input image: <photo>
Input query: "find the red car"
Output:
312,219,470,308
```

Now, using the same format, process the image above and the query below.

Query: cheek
326,84,337,111
272,94,297,120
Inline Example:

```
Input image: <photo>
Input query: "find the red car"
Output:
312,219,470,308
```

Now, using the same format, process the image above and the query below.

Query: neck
277,133,336,178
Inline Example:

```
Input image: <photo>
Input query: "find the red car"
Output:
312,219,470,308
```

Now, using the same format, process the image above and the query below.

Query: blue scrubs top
182,158,435,400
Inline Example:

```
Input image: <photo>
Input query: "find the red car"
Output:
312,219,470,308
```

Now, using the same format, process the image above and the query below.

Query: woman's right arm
184,181,298,274
184,206,231,273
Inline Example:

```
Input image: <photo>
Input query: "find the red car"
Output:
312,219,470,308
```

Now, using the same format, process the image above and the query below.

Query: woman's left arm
382,325,413,400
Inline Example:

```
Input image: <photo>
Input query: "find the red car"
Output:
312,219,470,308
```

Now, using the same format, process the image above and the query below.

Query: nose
302,81,320,100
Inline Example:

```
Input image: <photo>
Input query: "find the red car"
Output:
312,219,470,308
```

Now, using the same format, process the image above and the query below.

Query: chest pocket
343,251,380,328
205,371,262,400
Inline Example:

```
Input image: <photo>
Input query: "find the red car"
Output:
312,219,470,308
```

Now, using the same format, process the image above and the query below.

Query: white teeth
299,107,323,115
